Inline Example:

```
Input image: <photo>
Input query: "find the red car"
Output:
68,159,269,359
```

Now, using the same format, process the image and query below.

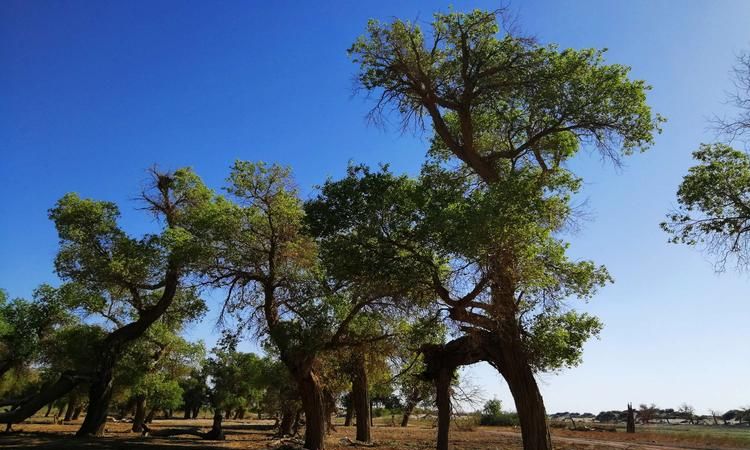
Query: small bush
480,411,519,426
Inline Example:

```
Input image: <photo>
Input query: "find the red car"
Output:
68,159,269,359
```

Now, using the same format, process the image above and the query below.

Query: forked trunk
351,354,371,442
298,371,327,450
132,396,146,432
435,367,452,450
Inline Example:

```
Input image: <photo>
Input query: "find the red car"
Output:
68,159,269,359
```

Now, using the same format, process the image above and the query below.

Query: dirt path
483,429,741,450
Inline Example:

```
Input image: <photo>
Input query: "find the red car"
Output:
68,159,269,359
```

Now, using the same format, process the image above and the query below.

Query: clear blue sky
2,0,748,415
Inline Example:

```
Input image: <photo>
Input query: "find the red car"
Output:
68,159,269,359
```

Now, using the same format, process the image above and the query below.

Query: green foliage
133,372,183,411
307,163,609,372
349,9,662,169
0,285,73,373
480,399,519,426
662,143,750,270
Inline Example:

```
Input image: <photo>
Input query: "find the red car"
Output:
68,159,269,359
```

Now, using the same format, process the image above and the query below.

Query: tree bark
626,403,635,433
279,404,295,436
183,407,191,419
75,355,115,437
72,405,83,420
435,367,452,450
64,394,79,422
352,354,371,442
132,396,146,432
298,371,327,450
497,345,552,450
192,406,200,419
401,400,416,427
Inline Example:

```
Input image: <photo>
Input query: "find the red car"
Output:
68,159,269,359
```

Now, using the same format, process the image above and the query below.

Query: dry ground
0,417,746,450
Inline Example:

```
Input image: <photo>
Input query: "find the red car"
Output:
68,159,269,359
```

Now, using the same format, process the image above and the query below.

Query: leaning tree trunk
435,367,453,450
76,353,116,437
298,370,327,450
132,396,146,432
401,399,416,427
498,344,552,450
64,394,79,422
352,354,371,442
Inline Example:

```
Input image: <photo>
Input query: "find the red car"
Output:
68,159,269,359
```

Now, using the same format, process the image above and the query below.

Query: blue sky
2,0,749,415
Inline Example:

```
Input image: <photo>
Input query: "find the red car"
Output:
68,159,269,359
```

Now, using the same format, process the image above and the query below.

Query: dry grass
0,417,746,450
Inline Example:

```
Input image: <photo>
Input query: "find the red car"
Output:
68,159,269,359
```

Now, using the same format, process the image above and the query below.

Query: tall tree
204,161,420,450
0,168,221,436
347,10,661,450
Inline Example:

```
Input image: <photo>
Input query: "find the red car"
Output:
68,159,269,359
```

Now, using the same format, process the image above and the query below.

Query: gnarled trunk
279,404,295,436
352,354,370,442
298,371,327,450
132,396,146,432
76,356,115,437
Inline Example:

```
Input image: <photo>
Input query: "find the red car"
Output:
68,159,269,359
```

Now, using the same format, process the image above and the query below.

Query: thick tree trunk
183,407,191,419
279,404,295,436
192,406,200,419
132,396,146,432
435,367,452,450
298,371,327,450
344,396,353,426
293,408,302,435
352,354,371,442
64,394,79,422
76,357,115,437
626,403,635,433
499,347,552,450
205,409,225,440
72,405,83,420
401,400,416,427
224,409,231,420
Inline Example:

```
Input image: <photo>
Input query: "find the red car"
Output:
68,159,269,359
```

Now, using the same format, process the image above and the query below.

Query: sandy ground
0,418,745,450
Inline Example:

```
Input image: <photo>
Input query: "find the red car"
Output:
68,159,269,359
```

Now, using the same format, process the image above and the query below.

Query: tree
662,144,750,270
348,9,661,450
638,403,657,424
203,161,420,450
0,168,222,436
678,403,695,424
664,52,750,271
